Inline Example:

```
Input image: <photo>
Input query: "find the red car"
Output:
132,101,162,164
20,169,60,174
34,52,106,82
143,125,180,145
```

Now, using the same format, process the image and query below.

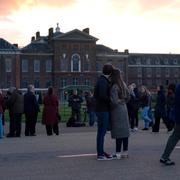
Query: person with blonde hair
139,86,153,130
110,68,130,159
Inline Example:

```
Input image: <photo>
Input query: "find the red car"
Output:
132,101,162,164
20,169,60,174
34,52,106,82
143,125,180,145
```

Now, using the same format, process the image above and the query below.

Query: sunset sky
1,0,180,53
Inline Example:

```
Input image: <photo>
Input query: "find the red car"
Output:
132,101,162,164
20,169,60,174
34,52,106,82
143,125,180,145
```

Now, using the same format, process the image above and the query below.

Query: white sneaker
134,127,138,131
121,151,129,158
112,153,121,160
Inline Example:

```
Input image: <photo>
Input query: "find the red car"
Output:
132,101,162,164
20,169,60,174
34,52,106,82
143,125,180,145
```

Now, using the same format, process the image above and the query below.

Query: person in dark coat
166,83,176,128
42,87,59,136
85,91,96,126
68,90,83,123
5,87,15,137
110,69,130,159
152,85,172,132
160,84,180,166
127,83,140,131
24,85,39,136
0,89,5,138
94,63,114,160
6,88,24,137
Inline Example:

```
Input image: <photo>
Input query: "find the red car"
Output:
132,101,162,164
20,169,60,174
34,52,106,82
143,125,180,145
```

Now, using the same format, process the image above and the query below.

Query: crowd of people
0,63,179,166
0,85,60,137
94,63,180,166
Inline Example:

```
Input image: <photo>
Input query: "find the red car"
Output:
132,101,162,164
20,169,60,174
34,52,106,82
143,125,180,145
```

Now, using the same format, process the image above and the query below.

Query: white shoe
112,153,121,160
121,151,129,158
134,127,138,131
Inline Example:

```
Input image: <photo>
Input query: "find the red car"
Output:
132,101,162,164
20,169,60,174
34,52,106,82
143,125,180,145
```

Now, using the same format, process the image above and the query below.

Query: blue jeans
96,112,109,156
0,113,3,138
141,106,152,128
88,111,96,126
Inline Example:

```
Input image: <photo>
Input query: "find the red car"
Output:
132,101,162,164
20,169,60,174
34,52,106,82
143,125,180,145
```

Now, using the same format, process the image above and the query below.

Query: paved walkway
0,122,180,180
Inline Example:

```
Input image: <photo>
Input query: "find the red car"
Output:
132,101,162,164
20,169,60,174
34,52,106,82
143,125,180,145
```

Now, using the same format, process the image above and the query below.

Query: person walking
94,63,114,160
110,69,130,159
152,85,172,132
42,87,60,136
160,84,180,166
139,86,152,130
0,89,5,138
24,85,39,136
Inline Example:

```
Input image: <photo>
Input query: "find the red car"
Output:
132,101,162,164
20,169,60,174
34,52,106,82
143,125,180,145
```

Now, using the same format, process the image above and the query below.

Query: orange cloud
0,0,75,19
138,0,173,11
111,0,178,15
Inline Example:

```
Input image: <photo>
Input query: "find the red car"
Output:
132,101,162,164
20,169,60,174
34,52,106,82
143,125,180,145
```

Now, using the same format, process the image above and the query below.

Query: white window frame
5,58,12,72
46,60,52,72
71,53,81,72
22,59,28,72
34,60,40,73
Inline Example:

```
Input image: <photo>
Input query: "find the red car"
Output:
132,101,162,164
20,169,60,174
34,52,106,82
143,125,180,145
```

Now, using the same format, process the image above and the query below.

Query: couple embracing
94,64,130,160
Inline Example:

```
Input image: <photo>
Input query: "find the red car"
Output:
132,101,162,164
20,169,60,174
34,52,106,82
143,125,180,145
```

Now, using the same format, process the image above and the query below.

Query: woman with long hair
110,68,130,159
139,86,153,130
127,83,140,131
42,87,60,136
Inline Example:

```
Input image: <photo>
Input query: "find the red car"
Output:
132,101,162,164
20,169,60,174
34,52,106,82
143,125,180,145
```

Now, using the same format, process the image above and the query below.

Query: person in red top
0,89,5,138
42,87,60,136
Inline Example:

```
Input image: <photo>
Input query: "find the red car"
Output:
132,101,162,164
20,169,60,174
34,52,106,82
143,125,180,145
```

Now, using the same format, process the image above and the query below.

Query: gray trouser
161,123,180,160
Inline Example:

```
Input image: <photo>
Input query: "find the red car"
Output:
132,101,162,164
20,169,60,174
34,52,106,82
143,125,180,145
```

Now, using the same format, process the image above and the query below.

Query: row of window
135,57,178,65
60,78,91,87
136,68,179,77
134,79,179,87
21,78,91,88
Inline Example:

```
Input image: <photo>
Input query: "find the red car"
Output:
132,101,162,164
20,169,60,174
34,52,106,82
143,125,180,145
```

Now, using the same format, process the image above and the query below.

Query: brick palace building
0,24,180,92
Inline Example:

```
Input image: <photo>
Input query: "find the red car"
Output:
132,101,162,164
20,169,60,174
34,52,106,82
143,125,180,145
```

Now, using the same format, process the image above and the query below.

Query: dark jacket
140,93,150,108
0,94,5,113
174,84,180,124
6,90,24,114
166,91,175,110
86,95,96,112
94,75,111,112
155,90,166,116
24,91,39,116
68,94,83,111
127,90,140,112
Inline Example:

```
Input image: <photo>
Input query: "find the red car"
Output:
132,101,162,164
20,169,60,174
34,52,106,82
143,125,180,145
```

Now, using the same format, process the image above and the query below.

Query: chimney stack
48,28,54,40
124,49,129,54
36,31,40,40
13,44,18,48
83,28,89,34
31,36,35,42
